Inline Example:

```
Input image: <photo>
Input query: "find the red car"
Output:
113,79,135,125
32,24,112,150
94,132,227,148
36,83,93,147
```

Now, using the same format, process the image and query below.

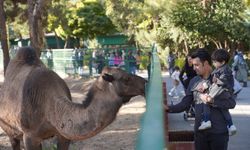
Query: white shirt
171,70,180,81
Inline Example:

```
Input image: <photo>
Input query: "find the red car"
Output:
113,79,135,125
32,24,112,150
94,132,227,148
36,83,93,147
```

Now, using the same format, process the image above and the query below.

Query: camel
0,47,146,150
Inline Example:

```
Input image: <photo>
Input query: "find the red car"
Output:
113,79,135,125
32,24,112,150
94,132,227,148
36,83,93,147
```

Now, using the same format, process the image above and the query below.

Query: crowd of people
91,49,142,75
165,48,249,150
42,48,145,76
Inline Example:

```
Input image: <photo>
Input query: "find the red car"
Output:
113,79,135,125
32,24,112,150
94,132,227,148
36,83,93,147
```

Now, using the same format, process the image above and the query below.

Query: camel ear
102,73,114,82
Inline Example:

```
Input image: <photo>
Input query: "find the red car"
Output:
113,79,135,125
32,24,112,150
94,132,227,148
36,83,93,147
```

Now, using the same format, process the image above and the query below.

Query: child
197,49,237,136
168,66,181,98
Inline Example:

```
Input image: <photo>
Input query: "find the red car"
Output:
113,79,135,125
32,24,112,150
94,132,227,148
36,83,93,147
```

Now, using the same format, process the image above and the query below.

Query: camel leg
9,137,21,150
23,134,42,150
57,135,70,150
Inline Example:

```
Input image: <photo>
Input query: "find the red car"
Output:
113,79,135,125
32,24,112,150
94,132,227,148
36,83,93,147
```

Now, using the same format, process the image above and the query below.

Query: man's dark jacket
169,75,236,133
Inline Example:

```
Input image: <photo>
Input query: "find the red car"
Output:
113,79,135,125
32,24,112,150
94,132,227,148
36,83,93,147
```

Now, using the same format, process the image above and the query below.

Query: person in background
72,48,79,75
179,54,197,119
114,52,122,67
127,51,137,74
108,52,115,67
46,48,54,70
135,50,142,72
167,51,176,76
168,66,181,98
232,50,248,87
179,55,197,92
77,50,84,75
96,52,105,74
165,48,236,150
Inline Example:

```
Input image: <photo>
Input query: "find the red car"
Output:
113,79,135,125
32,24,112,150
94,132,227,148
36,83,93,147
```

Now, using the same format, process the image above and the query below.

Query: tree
46,0,116,48
104,0,145,46
7,1,29,41
0,0,10,74
245,0,250,6
46,0,74,48
169,0,249,52
71,1,116,39
27,0,52,56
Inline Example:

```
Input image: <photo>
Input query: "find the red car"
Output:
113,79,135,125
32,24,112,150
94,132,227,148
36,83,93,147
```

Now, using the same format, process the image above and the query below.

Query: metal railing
136,44,166,150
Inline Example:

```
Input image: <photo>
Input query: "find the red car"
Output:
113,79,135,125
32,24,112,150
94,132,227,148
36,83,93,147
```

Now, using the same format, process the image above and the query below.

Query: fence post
136,44,166,150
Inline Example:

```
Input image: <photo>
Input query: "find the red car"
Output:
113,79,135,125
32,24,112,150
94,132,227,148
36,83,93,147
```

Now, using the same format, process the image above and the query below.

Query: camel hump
15,46,39,65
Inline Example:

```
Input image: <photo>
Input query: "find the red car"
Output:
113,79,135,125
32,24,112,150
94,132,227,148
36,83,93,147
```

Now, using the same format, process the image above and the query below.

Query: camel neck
49,85,123,140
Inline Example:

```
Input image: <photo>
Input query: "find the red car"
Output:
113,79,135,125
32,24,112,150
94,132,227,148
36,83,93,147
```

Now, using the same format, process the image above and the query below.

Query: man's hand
163,103,169,112
200,93,213,103
195,82,208,92
212,76,218,83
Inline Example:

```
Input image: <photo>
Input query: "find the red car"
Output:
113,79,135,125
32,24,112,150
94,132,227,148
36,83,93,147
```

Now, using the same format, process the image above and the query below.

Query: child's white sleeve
171,72,180,81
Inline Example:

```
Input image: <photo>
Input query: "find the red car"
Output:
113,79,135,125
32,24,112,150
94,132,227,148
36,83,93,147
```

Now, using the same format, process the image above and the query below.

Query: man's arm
213,91,236,109
168,76,199,113
200,91,236,109
168,94,194,113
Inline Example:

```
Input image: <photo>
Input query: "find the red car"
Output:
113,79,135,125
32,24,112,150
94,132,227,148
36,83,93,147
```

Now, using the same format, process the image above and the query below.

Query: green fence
40,49,77,77
0,48,151,76
136,44,166,149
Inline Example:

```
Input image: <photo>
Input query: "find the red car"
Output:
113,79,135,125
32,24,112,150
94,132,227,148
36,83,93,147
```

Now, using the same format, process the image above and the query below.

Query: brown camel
0,47,146,150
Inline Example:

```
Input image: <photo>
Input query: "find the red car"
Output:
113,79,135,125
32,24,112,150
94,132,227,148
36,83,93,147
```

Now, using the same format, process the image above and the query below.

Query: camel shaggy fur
0,47,146,150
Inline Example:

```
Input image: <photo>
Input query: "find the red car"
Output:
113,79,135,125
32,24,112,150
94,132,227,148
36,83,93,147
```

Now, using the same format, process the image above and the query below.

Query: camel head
100,67,146,103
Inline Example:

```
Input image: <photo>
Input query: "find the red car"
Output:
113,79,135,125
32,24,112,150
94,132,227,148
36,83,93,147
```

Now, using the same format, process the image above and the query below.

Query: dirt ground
0,75,146,150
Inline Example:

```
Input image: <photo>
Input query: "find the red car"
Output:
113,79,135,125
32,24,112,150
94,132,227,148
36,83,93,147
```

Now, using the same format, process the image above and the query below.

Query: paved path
158,71,250,150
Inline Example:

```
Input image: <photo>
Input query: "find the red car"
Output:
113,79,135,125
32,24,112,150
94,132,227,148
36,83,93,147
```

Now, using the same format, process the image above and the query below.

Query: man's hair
191,48,212,65
211,49,230,63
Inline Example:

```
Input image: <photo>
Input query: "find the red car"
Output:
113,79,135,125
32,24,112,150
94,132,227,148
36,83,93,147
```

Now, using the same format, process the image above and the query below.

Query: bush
175,57,185,69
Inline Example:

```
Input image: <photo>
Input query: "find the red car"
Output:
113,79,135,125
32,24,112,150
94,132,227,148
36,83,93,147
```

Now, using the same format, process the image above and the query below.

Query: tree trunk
212,39,219,49
0,0,10,75
64,36,69,48
54,31,60,49
183,39,189,55
27,0,51,57
224,40,228,50
218,41,222,49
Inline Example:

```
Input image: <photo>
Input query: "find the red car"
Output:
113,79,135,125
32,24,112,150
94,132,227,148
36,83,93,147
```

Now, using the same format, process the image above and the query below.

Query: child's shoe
198,121,211,130
228,125,237,136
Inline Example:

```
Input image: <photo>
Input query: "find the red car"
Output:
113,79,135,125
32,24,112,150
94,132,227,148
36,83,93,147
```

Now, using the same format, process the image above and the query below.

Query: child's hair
174,66,180,71
211,49,230,63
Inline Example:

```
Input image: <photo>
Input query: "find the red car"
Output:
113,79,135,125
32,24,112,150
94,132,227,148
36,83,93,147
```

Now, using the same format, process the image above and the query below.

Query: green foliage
169,0,250,52
175,57,185,69
6,0,250,57
47,0,116,42
104,0,144,35
71,1,116,39
245,0,250,6
47,0,68,33
4,1,29,40
43,143,57,150
140,55,150,70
